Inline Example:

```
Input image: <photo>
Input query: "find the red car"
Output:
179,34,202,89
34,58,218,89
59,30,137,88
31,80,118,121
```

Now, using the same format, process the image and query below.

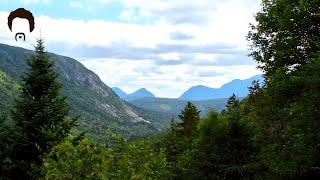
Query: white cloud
80,58,260,98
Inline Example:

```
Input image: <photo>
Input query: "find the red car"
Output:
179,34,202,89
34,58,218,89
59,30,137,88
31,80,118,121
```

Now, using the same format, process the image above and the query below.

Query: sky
0,0,262,98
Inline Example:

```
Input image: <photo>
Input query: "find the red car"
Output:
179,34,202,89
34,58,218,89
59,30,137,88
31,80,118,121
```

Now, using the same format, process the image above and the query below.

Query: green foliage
247,0,320,76
162,102,201,178
112,137,169,180
247,0,320,178
0,70,19,120
162,99,255,179
41,136,169,180
191,97,255,179
2,40,78,179
41,140,111,179
178,102,200,138
244,57,320,177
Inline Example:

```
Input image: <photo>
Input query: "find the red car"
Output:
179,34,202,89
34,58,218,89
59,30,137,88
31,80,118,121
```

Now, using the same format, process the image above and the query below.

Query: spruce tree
196,96,254,179
224,95,253,179
8,39,78,178
178,101,200,138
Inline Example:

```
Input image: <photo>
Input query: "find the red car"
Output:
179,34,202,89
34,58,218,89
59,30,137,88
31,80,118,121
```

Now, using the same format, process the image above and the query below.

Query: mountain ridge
114,75,263,101
179,74,264,100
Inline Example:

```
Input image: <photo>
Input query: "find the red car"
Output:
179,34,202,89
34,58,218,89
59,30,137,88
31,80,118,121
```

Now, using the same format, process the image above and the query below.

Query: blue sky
0,0,262,98
0,0,152,23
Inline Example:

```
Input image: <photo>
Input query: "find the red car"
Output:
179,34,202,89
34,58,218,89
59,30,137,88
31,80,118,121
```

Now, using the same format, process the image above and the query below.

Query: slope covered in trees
129,97,231,117
0,43,170,143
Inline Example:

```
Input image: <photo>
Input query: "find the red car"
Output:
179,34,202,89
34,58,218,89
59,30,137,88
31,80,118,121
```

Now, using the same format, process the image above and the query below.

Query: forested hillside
129,97,232,117
0,43,170,143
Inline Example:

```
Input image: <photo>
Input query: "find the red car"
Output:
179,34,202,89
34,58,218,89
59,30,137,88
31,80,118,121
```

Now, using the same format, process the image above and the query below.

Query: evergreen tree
178,101,200,139
163,117,184,178
194,96,254,179
7,39,78,179
224,95,254,179
226,93,238,109
194,110,222,179
162,103,200,179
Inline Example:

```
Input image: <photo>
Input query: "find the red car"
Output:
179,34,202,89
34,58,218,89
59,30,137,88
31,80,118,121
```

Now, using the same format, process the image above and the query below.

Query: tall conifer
9,39,78,178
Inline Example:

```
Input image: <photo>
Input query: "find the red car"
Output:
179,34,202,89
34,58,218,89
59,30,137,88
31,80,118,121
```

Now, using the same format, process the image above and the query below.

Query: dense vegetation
1,0,320,179
1,40,78,179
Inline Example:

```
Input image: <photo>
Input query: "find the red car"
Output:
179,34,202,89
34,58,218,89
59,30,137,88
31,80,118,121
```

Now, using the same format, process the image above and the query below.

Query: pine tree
178,101,200,138
226,94,238,109
196,96,254,179
162,103,200,178
226,94,241,127
8,39,78,179
224,95,254,179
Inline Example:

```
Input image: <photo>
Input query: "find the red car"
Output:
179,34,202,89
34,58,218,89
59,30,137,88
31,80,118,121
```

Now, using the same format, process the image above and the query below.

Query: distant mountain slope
129,97,235,117
0,43,170,143
112,87,128,99
125,88,155,101
179,75,264,100
113,87,155,101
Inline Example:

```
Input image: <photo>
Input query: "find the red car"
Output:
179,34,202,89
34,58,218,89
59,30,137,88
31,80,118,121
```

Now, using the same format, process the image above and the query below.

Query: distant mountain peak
136,88,149,92
193,85,209,88
113,87,155,101
127,88,155,100
179,74,264,100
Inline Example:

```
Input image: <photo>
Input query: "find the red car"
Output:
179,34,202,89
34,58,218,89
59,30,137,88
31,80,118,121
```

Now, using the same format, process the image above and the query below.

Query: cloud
197,71,225,77
118,0,259,25
80,58,260,97
189,54,255,66
169,32,194,40
118,0,218,25
46,42,244,61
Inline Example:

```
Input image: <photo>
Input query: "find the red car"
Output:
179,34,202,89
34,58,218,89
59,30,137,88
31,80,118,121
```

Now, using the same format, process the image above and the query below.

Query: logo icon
8,8,35,42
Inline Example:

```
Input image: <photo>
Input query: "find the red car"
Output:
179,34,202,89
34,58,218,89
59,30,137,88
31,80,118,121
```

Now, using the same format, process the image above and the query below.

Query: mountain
129,97,232,117
113,87,155,101
0,43,170,143
125,88,155,101
112,87,128,99
179,75,264,100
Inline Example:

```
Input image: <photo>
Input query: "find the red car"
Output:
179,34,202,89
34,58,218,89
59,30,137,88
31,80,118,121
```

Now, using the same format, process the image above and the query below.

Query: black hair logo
8,8,35,42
